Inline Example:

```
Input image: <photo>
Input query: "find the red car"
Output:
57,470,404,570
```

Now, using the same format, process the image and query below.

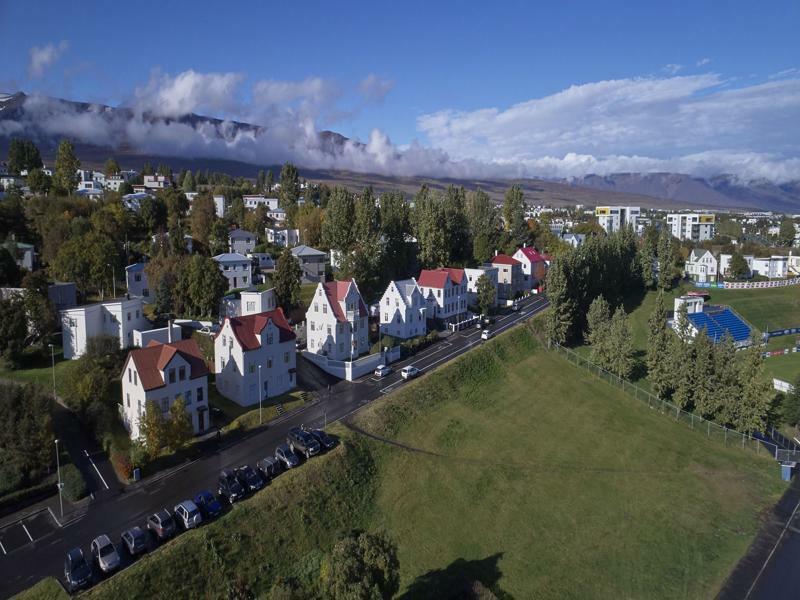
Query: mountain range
1,91,799,213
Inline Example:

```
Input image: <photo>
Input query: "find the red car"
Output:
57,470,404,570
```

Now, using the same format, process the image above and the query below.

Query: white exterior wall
464,267,499,307
595,206,640,233
133,325,182,348
420,280,468,321
306,283,369,361
685,251,718,282
266,228,300,248
61,298,148,359
378,281,427,340
667,214,716,241
215,257,252,290
215,319,296,406
213,195,226,218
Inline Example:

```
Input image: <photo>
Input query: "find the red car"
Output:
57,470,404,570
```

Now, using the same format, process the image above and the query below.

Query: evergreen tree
165,397,193,451
53,139,80,195
691,329,719,417
502,184,527,246
411,186,447,269
669,334,694,410
27,168,51,194
728,250,750,280
266,170,274,192
323,531,400,600
274,248,302,311
783,375,800,426
7,138,42,175
734,345,773,433
141,162,154,176
256,169,266,192
182,170,195,193
544,258,574,344
476,274,496,316
466,188,498,264
379,192,412,280
778,218,797,247
339,241,383,303
189,194,217,250
646,291,673,398
104,158,121,177
322,187,356,251
607,306,635,378
442,185,470,264
354,187,380,242
587,296,612,368
279,163,300,210
139,400,166,460
229,197,245,226
713,332,739,424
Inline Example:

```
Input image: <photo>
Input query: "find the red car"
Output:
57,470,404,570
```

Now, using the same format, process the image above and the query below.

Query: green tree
354,188,380,242
322,187,356,251
141,162,154,176
256,169,266,191
656,227,675,290
53,139,81,195
279,163,300,210
607,306,635,378
139,400,166,460
411,186,447,269
156,163,172,178
139,195,167,235
783,375,800,426
7,138,42,175
50,231,120,297
778,218,797,247
229,197,246,226
295,204,324,247
26,168,52,195
379,192,411,280
165,396,193,451
182,255,228,317
502,184,527,246
22,271,56,346
274,248,302,311
442,185,470,264
0,247,20,286
189,193,218,250
104,158,121,177
646,291,672,398
0,382,54,490
182,170,196,193
691,329,719,417
339,241,383,303
266,170,274,192
466,189,498,264
322,531,400,600
669,333,694,410
476,273,496,316
728,250,750,280
734,345,773,433
712,332,739,424
544,257,575,345
0,296,27,367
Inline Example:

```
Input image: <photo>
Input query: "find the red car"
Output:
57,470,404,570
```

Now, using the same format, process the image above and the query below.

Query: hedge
61,464,87,502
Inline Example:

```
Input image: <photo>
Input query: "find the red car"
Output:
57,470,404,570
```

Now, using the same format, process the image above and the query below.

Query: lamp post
258,365,263,424
48,343,56,403
107,263,116,298
54,439,63,518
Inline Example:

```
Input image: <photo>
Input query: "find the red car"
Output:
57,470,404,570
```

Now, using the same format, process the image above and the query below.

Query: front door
198,409,205,432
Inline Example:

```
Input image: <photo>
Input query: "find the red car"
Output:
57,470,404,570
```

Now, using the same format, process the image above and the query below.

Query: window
197,387,204,403
134,372,138,385
249,363,255,374
186,390,192,404
143,288,149,297
134,274,141,282
384,313,388,321
136,310,140,319
168,368,176,384
126,393,130,408
314,303,318,312
161,398,169,412
267,358,273,368
267,333,273,344
246,301,255,312
284,352,289,363
127,312,131,322
385,297,389,305
323,304,327,314
179,366,186,381
310,322,315,331
437,289,441,298
243,276,248,284
128,368,131,383
339,343,344,353
327,325,332,335
222,335,226,346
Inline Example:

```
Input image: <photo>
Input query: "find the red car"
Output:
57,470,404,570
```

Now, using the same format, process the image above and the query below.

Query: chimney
167,319,173,344
494,250,498,256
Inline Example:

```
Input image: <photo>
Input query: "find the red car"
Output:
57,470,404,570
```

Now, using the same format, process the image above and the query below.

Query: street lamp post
48,343,56,403
258,365,263,424
54,439,63,518
107,263,116,298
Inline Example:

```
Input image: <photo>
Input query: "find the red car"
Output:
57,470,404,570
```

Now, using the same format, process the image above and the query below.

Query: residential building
243,195,279,210
125,263,151,302
213,253,252,290
248,252,275,271
305,279,369,360
417,268,468,323
666,213,716,242
0,175,24,189
120,338,209,440
215,308,296,406
228,229,257,255
684,249,718,283
266,227,300,248
8,241,37,271
512,246,548,290
489,254,524,300
378,278,427,339
267,207,287,222
213,195,226,218
561,233,586,248
122,192,154,211
104,171,136,192
61,297,149,359
595,206,641,233
48,282,77,311
77,170,104,192
464,266,499,309
291,245,327,282
719,254,789,279
143,174,171,190
220,288,278,318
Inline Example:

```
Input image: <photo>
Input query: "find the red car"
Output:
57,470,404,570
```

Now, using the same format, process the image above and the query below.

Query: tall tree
22,271,56,346
713,332,740,424
411,186,447,269
256,169,266,192
783,374,800,426
181,255,228,317
50,231,120,296
266,170,274,192
646,291,672,398
476,273,496,316
322,187,356,251
7,138,42,175
182,170,195,193
26,168,51,195
53,139,80,195
189,194,218,251
691,329,718,417
104,158,121,177
165,397,193,451
734,345,773,433
379,192,411,280
442,185,470,264
656,227,675,290
229,197,246,226
0,297,27,367
728,250,750,280
544,257,575,344
339,241,383,303
502,184,527,246
274,248,302,311
279,163,300,210
466,188,498,264
295,204,324,247
139,400,166,460
354,187,380,242
607,306,635,379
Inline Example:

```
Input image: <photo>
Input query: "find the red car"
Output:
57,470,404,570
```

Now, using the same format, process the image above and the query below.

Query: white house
417,268,468,323
719,254,789,279
220,288,278,318
143,174,171,190
291,245,327,282
561,233,586,248
378,279,427,340
512,246,548,290
464,266,499,308
61,297,149,360
125,263,151,302
248,252,275,271
684,249,718,283
595,206,641,233
667,213,716,242
243,195,279,210
228,229,257,255
305,279,369,361
267,207,287,222
213,253,252,290
213,195,226,218
120,338,209,440
266,227,300,248
215,308,296,406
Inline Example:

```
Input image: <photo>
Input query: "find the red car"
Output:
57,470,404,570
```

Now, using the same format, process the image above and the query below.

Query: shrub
111,450,133,481
61,464,87,501
0,461,25,496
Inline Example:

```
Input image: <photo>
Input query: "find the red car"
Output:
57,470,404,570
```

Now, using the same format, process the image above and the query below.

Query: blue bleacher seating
686,307,751,343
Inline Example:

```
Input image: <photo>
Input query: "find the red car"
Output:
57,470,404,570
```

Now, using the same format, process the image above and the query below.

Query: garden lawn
763,352,800,384
11,577,68,600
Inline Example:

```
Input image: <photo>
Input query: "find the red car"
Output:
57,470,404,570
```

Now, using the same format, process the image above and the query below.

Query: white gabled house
464,266,499,308
61,297,149,360
684,249,718,283
305,279,369,361
215,308,297,407
120,338,210,440
378,279,427,340
417,268,468,324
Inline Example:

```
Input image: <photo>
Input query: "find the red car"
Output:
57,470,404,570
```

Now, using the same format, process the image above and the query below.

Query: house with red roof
512,246,549,290
417,267,468,323
120,338,210,441
305,279,369,361
489,253,525,300
215,308,297,406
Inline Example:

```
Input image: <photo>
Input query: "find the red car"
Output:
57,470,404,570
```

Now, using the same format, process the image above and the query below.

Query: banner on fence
764,326,800,340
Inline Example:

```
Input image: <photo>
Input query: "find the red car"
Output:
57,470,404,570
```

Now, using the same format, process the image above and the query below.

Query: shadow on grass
400,553,512,600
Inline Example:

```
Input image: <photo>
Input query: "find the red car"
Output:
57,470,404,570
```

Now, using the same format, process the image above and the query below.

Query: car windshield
69,553,86,569
188,509,199,518
99,543,115,557
162,516,175,527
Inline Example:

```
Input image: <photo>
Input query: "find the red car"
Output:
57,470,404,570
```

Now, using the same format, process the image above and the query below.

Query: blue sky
1,0,799,180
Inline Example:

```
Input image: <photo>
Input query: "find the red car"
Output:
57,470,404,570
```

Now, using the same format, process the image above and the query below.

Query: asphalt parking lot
0,510,60,556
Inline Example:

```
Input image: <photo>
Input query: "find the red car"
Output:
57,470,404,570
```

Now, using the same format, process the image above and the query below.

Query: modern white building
243,195,279,210
143,174,171,190
120,338,209,440
684,249,718,283
266,227,300,248
267,207,287,222
595,206,641,233
213,253,252,290
464,266,499,308
228,229,257,255
666,213,716,242
215,308,296,406
378,279,427,340
213,195,226,218
220,288,278,318
60,297,149,359
719,254,789,279
417,268,468,323
125,263,151,302
305,279,369,360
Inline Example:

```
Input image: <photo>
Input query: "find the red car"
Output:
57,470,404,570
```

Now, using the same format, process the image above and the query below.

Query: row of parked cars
63,426,336,593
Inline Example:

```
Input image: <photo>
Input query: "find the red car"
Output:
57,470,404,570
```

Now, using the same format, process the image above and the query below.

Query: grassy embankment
16,318,784,599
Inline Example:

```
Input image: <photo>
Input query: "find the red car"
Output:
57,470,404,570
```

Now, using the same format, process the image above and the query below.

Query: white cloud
663,63,683,75
358,74,394,103
696,58,711,67
133,69,245,117
28,41,69,78
769,67,800,80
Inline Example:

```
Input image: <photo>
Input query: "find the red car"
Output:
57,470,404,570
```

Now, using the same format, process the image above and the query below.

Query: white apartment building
125,263,151,302
266,227,300,248
667,213,716,241
215,309,296,406
243,195,279,210
719,254,789,279
378,279,427,340
464,266,499,308
213,253,252,290
143,174,171,190
684,249,718,283
120,338,209,440
61,297,149,360
595,206,641,233
305,280,369,361
417,268,468,323
213,195,226,218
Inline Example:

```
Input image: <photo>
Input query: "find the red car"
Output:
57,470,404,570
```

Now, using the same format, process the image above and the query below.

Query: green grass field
691,285,800,332
15,321,784,599
763,352,800,384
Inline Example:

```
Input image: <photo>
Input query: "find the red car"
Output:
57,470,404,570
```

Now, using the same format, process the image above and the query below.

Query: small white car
401,366,420,380
374,364,391,378
174,500,203,530
481,329,494,341
91,534,120,573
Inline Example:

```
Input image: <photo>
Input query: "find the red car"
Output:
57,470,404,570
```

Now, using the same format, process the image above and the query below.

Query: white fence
774,378,796,393
723,277,800,290
302,346,401,381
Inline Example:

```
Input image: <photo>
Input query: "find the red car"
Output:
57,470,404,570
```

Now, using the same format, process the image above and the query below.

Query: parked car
511,301,520,311
287,427,321,458
481,329,494,340
401,365,420,380
257,456,283,479
121,526,148,557
218,468,245,503
146,509,176,542
64,548,92,592
307,428,336,451
235,465,264,492
174,500,203,530
194,490,223,519
374,364,391,378
90,535,120,574
275,443,300,469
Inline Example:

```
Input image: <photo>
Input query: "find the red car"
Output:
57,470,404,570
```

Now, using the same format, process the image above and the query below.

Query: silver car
91,534,120,573
174,500,203,529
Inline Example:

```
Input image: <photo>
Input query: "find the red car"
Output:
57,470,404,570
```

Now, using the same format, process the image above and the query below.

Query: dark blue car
194,490,223,519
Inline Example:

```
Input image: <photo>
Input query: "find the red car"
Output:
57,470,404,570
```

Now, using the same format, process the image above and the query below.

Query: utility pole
55,439,63,518
48,343,56,403
258,365,263,424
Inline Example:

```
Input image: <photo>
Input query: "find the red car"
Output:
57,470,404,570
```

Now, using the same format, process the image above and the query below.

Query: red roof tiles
224,308,296,351
322,280,368,323
125,338,209,392
417,267,465,288
491,254,521,266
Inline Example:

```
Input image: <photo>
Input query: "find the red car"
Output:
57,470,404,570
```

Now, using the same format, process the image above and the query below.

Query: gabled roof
417,268,465,288
125,339,208,391
688,248,714,262
228,228,256,240
322,280,368,323
491,254,521,266
213,252,250,263
125,262,146,273
514,246,547,263
291,245,326,257
222,308,295,351
387,278,420,308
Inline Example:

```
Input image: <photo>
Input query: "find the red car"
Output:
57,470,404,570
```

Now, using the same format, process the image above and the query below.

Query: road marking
21,523,33,542
0,539,6,555
84,449,110,490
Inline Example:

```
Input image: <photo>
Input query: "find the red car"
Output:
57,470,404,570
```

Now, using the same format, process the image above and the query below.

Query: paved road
0,296,549,598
